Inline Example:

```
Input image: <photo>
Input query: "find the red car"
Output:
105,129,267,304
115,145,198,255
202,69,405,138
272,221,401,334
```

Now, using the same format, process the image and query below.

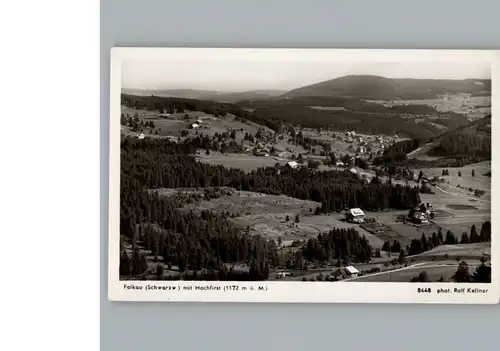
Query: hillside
121,93,281,131
121,88,285,103
284,75,491,100
408,115,491,160
121,93,471,140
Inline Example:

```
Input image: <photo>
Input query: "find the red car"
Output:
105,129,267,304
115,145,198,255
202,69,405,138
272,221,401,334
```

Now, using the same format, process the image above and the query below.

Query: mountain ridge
121,88,285,103
283,75,491,100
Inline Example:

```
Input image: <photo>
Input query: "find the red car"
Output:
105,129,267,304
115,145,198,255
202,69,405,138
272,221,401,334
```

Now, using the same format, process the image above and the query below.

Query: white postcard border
108,47,500,304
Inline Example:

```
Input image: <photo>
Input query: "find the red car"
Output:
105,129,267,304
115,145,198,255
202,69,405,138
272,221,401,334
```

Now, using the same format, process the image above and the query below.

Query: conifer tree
398,250,406,265
120,251,131,276
460,232,470,244
452,261,471,282
472,257,491,283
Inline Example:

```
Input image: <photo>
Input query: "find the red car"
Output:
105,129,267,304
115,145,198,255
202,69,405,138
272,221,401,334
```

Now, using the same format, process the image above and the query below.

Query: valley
119,74,491,284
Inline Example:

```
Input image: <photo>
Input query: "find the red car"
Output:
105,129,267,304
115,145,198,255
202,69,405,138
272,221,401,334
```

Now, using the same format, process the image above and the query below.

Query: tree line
302,228,372,264
405,222,490,257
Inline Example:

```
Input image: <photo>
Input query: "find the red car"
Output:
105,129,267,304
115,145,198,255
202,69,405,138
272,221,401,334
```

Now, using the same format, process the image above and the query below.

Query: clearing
174,188,384,247
411,242,490,261
197,153,285,172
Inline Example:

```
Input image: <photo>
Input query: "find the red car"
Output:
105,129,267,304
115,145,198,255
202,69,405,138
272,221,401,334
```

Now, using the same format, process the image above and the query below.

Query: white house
276,271,293,278
336,161,345,167
287,161,299,169
191,123,200,129
344,266,360,278
137,133,145,139
349,168,357,175
346,208,365,223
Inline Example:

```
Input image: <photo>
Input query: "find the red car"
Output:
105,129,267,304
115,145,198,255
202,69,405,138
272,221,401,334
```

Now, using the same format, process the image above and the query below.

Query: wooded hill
427,114,491,157
283,75,491,100
375,114,491,168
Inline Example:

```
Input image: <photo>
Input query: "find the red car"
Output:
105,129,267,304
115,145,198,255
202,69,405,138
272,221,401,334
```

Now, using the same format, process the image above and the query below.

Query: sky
122,58,491,92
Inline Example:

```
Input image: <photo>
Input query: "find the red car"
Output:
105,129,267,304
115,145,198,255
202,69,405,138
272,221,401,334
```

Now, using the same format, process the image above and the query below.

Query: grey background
101,1,499,350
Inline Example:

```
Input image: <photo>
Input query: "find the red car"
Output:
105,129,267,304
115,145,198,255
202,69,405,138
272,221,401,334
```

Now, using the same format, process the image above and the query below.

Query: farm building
419,203,434,217
349,168,357,175
196,119,203,124
165,136,178,143
344,266,360,278
356,146,366,154
276,271,293,279
286,161,299,169
253,147,269,156
345,208,365,223
412,211,428,224
190,123,200,129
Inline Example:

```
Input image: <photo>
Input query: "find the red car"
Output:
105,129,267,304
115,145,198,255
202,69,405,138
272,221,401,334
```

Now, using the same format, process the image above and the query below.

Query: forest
250,105,445,139
383,139,422,155
429,132,491,157
120,137,421,280
428,115,491,158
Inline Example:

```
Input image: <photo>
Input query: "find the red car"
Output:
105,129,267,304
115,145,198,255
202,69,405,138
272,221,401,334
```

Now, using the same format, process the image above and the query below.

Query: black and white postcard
108,48,499,303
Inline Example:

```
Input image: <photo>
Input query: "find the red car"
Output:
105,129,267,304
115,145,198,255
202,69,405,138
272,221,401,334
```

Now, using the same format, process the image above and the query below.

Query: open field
158,188,383,247
367,94,491,121
176,188,384,247
409,161,492,235
232,214,385,247
418,161,491,196
196,153,285,172
182,190,320,216
121,106,274,140
360,218,441,246
412,242,490,261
